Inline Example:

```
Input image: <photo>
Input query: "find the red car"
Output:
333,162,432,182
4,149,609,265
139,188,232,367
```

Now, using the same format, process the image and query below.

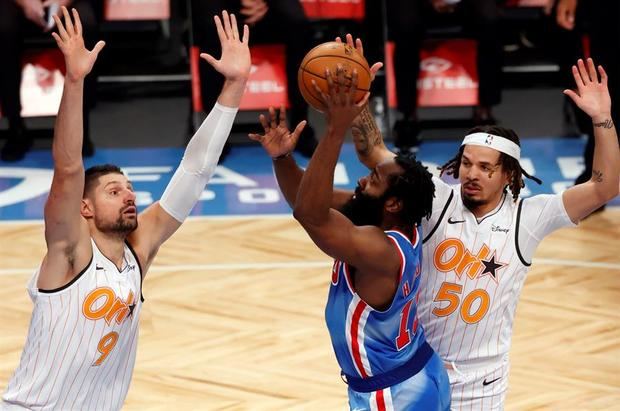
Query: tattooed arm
351,104,395,169
562,59,620,222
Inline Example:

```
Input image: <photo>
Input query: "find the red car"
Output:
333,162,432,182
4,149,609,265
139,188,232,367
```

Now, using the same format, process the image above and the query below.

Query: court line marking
0,257,618,276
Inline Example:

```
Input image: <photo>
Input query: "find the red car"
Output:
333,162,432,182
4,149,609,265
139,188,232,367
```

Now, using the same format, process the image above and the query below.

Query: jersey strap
342,341,433,393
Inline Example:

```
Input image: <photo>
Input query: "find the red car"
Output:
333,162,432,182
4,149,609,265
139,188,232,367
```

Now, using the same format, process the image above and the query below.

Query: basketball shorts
347,351,451,411
445,355,510,410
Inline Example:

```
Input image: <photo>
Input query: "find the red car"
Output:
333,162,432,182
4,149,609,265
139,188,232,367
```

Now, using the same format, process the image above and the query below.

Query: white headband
461,132,521,160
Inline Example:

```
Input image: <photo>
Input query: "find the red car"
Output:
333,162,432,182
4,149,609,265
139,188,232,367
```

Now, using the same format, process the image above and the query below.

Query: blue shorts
347,351,450,411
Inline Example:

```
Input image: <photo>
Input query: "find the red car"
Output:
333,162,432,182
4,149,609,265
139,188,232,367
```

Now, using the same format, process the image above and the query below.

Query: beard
94,206,138,237
462,193,486,210
461,181,486,210
340,185,385,227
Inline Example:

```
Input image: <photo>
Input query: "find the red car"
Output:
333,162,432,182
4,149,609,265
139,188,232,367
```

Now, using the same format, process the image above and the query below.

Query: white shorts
445,355,510,411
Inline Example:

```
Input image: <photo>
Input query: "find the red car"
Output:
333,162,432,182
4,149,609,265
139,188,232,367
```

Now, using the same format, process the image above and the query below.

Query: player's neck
465,193,505,219
90,230,127,270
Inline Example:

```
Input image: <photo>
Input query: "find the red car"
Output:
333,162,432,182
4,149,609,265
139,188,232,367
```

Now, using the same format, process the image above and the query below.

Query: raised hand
335,34,383,81
564,58,612,122
312,66,370,134
249,106,306,158
200,10,251,82
51,7,105,82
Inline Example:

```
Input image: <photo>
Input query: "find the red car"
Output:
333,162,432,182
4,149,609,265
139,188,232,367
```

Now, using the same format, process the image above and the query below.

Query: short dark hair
385,152,435,226
83,164,124,198
439,125,541,200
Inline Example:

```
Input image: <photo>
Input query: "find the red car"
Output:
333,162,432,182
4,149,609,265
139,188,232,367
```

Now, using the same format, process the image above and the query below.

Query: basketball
297,41,371,112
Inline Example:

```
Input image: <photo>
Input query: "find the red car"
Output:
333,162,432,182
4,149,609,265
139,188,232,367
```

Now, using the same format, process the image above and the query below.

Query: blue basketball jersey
325,228,426,379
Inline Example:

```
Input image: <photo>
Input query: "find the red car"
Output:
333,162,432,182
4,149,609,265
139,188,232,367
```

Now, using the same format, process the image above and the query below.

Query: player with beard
253,34,619,409
2,8,251,410
250,67,450,410
345,39,620,409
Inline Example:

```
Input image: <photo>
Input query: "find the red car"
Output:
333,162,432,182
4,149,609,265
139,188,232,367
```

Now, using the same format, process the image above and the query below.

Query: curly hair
439,126,541,200
385,152,435,226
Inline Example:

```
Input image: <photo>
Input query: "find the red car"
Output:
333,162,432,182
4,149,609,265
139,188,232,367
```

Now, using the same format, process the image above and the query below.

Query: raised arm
336,34,395,169
128,11,251,270
39,7,105,289
563,58,620,222
293,68,400,286
248,105,353,208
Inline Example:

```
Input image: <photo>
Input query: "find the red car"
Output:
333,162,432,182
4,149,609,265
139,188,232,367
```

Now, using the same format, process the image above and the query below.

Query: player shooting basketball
1,8,250,410
344,37,620,408
251,31,618,408
250,65,451,408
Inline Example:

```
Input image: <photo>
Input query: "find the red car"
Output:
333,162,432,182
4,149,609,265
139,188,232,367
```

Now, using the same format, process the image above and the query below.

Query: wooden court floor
1,211,619,410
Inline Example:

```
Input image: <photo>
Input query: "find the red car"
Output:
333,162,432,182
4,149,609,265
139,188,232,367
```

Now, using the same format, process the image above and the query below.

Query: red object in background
504,0,548,6
386,39,479,108
191,44,288,112
0,49,65,118
300,0,365,21
104,0,170,20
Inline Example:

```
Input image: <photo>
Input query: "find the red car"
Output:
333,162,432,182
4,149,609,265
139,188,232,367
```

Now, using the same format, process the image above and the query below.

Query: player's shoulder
519,192,563,211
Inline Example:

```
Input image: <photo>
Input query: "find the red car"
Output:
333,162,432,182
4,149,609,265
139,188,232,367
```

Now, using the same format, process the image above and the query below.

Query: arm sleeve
159,103,238,222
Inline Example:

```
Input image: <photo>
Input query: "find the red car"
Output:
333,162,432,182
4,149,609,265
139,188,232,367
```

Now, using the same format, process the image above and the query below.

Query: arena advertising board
1,139,616,221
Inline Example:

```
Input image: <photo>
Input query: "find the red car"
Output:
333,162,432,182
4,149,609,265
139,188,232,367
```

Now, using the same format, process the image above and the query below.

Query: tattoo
351,104,383,157
593,119,614,129
592,169,603,183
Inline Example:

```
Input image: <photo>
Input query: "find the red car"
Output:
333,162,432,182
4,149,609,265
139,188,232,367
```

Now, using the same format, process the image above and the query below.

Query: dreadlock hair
385,152,435,226
83,164,124,198
438,125,542,201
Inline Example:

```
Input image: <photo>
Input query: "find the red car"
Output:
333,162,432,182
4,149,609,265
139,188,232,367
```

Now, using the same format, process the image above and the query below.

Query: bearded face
93,203,138,236
340,185,387,227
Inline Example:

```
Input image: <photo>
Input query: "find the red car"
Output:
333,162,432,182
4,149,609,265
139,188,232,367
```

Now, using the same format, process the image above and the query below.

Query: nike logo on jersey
448,217,465,224
483,377,501,386
96,265,104,270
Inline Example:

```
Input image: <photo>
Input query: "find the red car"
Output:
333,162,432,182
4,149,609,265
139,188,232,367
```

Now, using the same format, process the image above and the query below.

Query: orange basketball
298,41,371,112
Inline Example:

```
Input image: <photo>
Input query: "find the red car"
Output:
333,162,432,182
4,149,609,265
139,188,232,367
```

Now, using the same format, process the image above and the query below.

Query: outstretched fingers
259,113,270,133
269,106,278,129
291,120,307,143
577,59,591,84
214,15,226,43
221,10,232,40
598,65,608,86
571,64,585,89
91,40,106,57
53,14,69,42
61,6,75,37
72,8,82,36
278,105,287,127
586,58,598,83
242,24,250,44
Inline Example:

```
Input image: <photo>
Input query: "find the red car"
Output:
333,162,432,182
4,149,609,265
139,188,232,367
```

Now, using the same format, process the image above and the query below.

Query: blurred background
0,0,618,218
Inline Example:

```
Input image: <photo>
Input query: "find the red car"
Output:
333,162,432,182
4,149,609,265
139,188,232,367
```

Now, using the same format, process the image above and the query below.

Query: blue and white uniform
325,228,451,410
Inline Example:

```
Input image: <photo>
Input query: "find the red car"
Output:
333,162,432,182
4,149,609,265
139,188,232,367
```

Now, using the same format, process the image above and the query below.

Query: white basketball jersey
2,239,143,411
418,177,574,364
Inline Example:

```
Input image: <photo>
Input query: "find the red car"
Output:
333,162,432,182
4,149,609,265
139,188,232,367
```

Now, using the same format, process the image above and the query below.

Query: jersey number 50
432,282,490,324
